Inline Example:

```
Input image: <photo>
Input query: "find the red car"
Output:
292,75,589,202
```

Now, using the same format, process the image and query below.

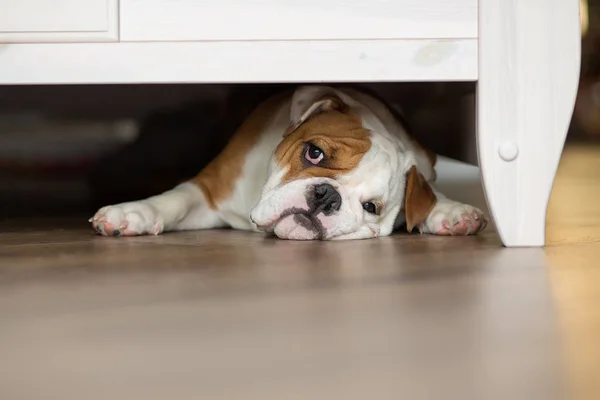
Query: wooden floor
0,145,598,400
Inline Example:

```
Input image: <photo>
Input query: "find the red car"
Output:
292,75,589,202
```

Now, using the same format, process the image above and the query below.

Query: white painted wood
0,39,477,84
477,0,581,247
0,0,118,43
120,0,477,42
0,0,108,31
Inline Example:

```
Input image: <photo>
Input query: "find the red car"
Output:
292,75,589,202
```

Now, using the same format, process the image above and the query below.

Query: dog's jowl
90,86,487,240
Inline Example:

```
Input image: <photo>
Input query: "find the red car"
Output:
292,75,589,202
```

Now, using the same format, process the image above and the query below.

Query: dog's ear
284,87,348,137
404,165,437,232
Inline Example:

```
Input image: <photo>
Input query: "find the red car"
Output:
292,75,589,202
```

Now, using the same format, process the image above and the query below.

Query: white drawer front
0,0,118,43
121,0,477,42
0,40,478,84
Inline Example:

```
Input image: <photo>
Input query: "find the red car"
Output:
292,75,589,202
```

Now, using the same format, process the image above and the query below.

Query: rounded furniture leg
477,0,581,247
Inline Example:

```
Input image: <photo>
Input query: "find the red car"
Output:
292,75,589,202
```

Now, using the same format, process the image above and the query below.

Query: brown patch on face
275,109,372,183
190,92,289,209
404,165,437,232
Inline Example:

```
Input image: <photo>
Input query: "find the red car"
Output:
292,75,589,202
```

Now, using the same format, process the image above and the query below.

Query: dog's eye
362,202,378,214
304,144,325,165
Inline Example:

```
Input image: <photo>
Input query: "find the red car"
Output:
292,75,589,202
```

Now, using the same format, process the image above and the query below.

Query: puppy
90,86,487,240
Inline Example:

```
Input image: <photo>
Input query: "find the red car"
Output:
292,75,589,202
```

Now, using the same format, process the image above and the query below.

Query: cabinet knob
498,141,519,162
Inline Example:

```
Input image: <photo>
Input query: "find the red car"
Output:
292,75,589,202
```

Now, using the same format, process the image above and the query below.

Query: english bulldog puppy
90,86,487,240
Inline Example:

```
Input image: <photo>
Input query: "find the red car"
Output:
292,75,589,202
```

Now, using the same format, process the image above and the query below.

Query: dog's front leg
90,182,225,236
418,188,488,236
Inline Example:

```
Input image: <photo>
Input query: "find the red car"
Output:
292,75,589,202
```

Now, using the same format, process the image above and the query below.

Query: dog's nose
312,183,342,213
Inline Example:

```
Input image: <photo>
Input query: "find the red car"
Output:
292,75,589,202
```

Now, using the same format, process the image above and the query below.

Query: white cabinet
0,0,118,43
120,0,477,42
0,0,583,247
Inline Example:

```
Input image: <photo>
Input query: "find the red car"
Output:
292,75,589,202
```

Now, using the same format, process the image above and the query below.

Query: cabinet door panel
0,0,118,43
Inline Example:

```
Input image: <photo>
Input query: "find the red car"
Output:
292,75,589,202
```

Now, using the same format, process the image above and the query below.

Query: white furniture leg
477,0,581,247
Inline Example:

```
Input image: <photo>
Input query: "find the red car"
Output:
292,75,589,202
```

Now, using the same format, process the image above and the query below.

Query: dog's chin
273,214,321,240
267,213,371,241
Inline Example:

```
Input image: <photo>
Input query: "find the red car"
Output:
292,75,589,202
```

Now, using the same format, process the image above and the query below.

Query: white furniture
0,0,581,247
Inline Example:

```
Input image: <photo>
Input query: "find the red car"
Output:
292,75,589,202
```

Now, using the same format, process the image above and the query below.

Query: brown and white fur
90,86,487,240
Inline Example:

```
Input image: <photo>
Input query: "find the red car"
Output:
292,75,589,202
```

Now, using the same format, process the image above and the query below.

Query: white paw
419,200,488,236
89,202,164,237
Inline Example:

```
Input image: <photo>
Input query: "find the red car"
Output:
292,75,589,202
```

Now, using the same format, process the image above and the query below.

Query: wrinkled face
250,98,413,241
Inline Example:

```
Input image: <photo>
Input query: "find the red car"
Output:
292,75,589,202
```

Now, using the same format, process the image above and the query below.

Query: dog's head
250,86,436,240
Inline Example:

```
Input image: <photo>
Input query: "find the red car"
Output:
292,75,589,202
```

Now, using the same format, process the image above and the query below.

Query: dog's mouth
255,208,328,240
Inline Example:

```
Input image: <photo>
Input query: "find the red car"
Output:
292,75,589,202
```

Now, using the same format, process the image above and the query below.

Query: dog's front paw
90,202,163,237
420,201,488,236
